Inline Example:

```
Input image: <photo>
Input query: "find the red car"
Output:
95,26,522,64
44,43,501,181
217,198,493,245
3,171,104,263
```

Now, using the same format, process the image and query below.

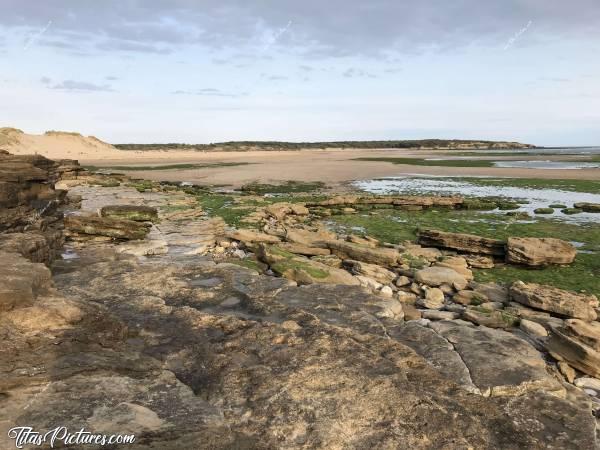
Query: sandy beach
87,148,600,188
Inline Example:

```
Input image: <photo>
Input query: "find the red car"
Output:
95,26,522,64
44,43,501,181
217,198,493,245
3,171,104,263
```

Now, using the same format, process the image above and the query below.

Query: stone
402,304,422,320
395,275,411,287
414,266,468,288
562,319,600,351
257,244,360,286
558,361,576,383
65,215,151,240
428,321,564,397
355,275,383,291
0,251,53,311
343,260,397,284
546,328,600,378
464,255,495,269
403,245,442,261
278,242,331,256
265,202,309,220
469,282,509,304
418,229,505,256
462,308,519,329
520,319,548,338
396,291,418,304
574,377,600,391
284,227,336,247
418,287,445,309
379,285,394,298
99,204,158,222
452,290,488,306
327,240,400,266
422,310,459,320
574,202,600,212
225,229,281,244
506,237,577,266
434,256,473,280
510,281,598,321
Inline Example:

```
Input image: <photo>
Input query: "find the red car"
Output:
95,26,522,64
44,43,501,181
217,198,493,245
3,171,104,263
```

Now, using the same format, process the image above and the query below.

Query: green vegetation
85,162,250,172
114,139,534,152
327,208,600,296
534,208,554,214
561,208,582,215
126,180,155,192
239,181,325,194
354,157,495,168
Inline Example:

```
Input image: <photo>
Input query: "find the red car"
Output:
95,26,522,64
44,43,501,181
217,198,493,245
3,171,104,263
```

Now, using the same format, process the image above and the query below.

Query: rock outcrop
65,215,152,241
507,237,577,266
418,229,506,256
99,204,158,222
510,281,598,321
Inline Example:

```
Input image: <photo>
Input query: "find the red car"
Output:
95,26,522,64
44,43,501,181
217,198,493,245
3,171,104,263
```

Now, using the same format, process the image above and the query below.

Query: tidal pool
493,160,600,170
354,177,600,223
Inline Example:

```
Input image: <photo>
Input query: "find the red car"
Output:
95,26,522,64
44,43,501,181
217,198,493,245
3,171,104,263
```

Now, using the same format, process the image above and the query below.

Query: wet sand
86,148,600,188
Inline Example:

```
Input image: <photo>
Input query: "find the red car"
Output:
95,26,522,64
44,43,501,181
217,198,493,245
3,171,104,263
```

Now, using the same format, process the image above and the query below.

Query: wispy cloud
343,68,377,79
49,80,114,92
171,88,246,97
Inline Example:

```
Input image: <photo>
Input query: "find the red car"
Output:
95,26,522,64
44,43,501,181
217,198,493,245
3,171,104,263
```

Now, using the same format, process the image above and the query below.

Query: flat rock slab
418,229,505,256
510,281,598,321
507,237,576,266
429,320,564,397
100,204,158,222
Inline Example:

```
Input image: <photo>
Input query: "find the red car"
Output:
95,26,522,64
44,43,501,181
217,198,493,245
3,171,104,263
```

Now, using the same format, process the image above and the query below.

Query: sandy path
85,148,600,187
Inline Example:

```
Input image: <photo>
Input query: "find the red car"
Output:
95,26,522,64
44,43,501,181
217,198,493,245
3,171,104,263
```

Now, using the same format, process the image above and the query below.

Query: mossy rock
461,199,497,210
505,211,531,219
497,202,520,210
561,208,582,215
549,204,567,209
533,208,554,214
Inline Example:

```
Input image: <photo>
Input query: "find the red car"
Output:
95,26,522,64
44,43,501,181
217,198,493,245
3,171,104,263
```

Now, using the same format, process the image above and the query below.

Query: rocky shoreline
1,151,599,449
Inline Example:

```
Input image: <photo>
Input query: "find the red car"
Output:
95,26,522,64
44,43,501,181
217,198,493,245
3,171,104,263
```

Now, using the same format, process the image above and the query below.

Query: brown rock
546,328,600,378
225,228,282,244
414,266,468,287
99,204,158,222
65,215,151,241
327,240,400,266
510,281,598,321
418,229,505,256
506,237,576,266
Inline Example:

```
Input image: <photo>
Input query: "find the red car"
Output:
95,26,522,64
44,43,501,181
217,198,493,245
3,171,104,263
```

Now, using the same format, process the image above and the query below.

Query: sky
0,1,599,146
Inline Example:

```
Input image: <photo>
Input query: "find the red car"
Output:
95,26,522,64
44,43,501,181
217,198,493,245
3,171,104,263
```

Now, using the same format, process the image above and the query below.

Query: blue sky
0,1,599,146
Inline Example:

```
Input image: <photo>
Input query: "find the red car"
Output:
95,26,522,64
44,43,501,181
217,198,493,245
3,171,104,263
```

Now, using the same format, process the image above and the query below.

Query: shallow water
493,160,600,170
354,177,600,223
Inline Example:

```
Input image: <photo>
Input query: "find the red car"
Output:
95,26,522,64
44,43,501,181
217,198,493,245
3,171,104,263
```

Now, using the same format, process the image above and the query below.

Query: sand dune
0,127,124,160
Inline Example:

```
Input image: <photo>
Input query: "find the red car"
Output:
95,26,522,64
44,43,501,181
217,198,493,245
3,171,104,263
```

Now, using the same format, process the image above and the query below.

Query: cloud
1,1,598,58
40,76,51,84
105,76,119,81
172,88,246,97
343,68,376,78
49,80,114,92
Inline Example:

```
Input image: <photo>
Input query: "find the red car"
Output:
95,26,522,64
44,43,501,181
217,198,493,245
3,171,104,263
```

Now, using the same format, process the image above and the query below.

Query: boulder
546,328,600,378
562,319,600,351
417,287,445,309
452,290,488,306
510,281,598,321
506,237,576,266
99,204,158,222
462,308,519,329
574,202,600,213
519,319,548,338
265,202,309,220
0,251,53,311
284,228,336,247
65,215,151,241
464,255,495,269
418,229,505,256
256,244,360,286
327,240,400,266
434,256,473,280
414,266,468,288
403,245,442,262
343,260,396,284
